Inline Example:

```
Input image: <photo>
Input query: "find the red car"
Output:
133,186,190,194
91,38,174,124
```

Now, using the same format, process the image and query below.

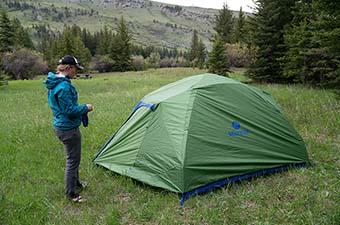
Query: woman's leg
55,128,82,198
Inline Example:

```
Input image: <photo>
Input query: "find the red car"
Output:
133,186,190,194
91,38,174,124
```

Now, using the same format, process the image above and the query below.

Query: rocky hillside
2,0,245,49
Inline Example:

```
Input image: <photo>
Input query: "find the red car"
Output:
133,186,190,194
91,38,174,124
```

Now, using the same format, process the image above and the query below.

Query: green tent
93,74,308,204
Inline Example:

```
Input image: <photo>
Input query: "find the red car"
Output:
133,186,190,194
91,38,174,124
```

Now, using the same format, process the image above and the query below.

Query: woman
44,55,93,203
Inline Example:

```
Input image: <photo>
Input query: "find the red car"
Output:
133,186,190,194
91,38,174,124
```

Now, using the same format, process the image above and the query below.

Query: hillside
1,0,245,49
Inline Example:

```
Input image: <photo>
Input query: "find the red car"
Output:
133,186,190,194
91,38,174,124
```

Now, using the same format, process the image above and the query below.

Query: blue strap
180,162,307,206
132,101,157,113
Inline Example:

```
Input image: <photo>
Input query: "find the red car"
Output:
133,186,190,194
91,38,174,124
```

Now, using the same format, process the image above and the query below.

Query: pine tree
96,26,113,56
196,39,206,69
315,0,340,87
12,18,34,49
283,0,340,87
234,7,246,43
247,0,295,82
283,0,319,84
189,29,199,62
0,10,14,52
47,26,91,68
316,0,340,56
208,36,230,76
213,3,234,44
81,28,96,56
110,16,132,72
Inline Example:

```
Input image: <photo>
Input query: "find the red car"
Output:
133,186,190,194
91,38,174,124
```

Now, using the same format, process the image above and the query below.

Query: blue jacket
44,72,88,131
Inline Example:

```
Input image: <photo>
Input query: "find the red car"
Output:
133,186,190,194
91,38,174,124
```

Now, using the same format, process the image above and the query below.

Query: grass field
0,68,339,224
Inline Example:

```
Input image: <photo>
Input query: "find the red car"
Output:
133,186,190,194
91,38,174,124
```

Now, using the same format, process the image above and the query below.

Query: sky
154,0,256,12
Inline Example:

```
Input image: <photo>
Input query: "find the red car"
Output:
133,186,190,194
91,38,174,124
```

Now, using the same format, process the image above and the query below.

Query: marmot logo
228,121,250,137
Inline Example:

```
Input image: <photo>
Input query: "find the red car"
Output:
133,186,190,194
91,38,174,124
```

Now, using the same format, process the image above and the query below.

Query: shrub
90,55,114,73
132,55,145,71
159,57,177,68
145,52,160,69
225,43,254,68
0,70,8,86
1,49,48,80
176,57,188,67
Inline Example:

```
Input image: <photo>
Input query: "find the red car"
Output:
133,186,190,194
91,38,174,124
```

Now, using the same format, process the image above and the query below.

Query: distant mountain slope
2,0,244,49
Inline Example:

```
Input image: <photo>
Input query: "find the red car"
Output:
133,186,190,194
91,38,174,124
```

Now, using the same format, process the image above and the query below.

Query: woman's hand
86,104,94,112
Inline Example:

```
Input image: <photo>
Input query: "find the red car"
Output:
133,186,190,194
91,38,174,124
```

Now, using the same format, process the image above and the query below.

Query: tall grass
0,68,339,224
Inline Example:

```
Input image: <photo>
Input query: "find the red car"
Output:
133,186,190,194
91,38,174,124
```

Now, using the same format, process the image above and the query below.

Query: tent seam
181,75,206,191
129,109,158,169
181,88,199,192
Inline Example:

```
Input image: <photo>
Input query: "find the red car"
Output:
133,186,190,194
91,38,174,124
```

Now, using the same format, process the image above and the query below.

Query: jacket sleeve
56,86,88,118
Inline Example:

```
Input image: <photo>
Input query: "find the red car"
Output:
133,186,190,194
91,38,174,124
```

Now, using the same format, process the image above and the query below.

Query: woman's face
67,66,78,78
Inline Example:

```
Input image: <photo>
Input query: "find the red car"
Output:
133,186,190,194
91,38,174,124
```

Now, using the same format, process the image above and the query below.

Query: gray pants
55,127,82,198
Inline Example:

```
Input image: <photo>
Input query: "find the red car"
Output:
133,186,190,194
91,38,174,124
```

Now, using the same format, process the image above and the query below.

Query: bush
145,52,160,69
0,70,8,86
176,57,188,67
132,55,145,71
225,43,254,68
1,49,48,80
159,57,177,68
90,55,114,73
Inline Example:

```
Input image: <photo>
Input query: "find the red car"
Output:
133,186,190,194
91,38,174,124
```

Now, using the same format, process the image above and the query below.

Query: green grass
0,68,339,224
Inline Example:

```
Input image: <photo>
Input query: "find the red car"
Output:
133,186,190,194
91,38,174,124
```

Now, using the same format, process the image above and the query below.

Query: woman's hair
56,64,72,74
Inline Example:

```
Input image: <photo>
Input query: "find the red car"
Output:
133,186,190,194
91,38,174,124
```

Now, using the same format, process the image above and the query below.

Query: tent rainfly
93,73,309,205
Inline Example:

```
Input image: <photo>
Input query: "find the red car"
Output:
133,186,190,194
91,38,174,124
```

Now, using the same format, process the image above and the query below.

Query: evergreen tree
81,28,96,56
0,10,14,52
316,0,340,56
283,0,319,84
46,26,91,69
110,17,132,71
196,39,206,69
247,0,295,82
208,36,230,76
243,15,256,48
234,7,246,43
12,18,34,49
315,0,340,87
96,26,113,56
189,29,199,62
283,0,340,87
213,3,234,44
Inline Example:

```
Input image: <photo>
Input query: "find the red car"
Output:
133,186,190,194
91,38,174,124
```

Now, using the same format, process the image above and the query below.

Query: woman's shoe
68,194,85,203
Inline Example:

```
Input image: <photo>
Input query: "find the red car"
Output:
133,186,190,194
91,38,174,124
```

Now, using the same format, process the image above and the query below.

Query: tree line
190,5,252,76
205,1,339,88
1,1,339,89
0,4,192,82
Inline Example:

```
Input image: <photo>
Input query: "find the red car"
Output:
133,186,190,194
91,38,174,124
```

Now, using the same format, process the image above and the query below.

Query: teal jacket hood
44,72,70,90
44,72,88,131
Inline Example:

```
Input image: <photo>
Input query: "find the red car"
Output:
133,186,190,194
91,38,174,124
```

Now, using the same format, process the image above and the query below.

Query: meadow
0,68,339,224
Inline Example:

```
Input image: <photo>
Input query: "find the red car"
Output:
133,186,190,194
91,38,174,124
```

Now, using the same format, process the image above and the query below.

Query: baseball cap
58,55,84,70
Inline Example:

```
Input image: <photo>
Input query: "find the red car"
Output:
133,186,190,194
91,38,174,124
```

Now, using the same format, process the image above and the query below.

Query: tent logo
228,121,250,137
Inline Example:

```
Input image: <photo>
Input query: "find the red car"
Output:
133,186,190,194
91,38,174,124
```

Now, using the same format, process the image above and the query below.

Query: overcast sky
154,0,256,12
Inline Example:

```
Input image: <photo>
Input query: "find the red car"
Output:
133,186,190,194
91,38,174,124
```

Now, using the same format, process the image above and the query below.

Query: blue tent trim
132,101,157,113
180,162,307,206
